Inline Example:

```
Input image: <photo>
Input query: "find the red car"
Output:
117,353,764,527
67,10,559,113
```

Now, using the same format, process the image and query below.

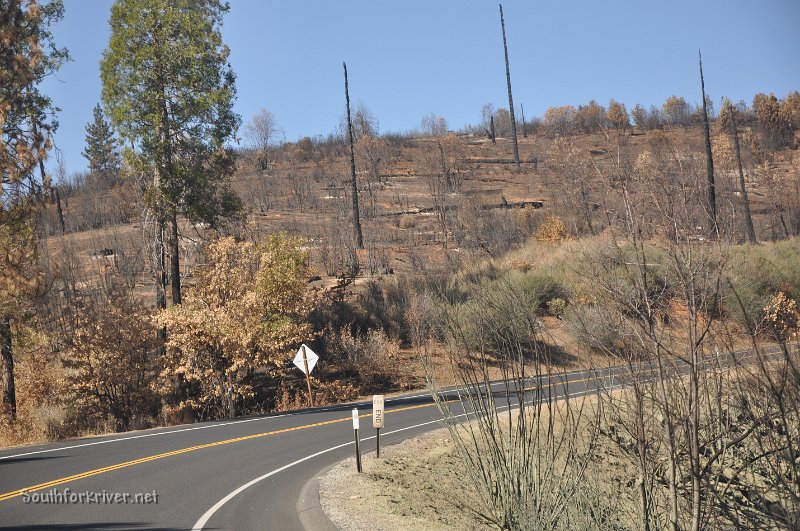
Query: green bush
547,298,567,317
514,271,570,311
726,239,800,327
438,269,569,355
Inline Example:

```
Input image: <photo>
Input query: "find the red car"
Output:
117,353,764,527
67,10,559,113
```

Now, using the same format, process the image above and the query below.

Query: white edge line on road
191,416,458,530
0,364,613,462
191,384,625,531
0,392,463,461
2,349,762,462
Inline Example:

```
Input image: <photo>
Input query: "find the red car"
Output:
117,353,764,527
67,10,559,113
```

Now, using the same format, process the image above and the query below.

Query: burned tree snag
730,108,757,243
499,4,520,171
699,51,716,234
343,62,364,250
1,317,15,421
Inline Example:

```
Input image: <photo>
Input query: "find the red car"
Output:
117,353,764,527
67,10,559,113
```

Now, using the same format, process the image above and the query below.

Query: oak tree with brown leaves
156,234,316,420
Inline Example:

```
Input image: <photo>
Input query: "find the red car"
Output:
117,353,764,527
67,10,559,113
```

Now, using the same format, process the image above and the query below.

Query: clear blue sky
41,0,800,176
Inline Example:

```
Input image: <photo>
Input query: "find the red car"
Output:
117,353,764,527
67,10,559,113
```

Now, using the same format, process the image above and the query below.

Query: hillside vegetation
3,96,799,444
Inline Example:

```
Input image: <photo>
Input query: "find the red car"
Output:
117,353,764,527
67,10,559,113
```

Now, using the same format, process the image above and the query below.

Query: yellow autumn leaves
155,233,316,416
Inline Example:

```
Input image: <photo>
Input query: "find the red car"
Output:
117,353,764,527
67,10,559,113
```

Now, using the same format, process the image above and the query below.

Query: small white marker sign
372,395,385,428
293,344,319,375
352,408,360,430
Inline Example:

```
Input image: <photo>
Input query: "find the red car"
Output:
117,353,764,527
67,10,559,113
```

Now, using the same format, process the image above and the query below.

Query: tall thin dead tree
730,107,757,243
343,62,364,250
699,51,716,234
521,103,527,138
499,4,520,171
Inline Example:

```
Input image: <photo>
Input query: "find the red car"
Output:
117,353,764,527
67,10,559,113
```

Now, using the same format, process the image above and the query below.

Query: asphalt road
0,348,784,530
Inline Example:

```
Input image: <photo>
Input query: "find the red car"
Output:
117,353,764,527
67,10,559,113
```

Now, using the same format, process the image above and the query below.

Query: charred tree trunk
699,51,716,235
490,115,496,144
152,161,168,347
169,210,181,305
54,188,65,234
156,219,167,335
155,220,167,311
521,102,527,138
730,109,757,243
343,62,364,250
37,155,65,234
1,316,16,421
499,4,520,171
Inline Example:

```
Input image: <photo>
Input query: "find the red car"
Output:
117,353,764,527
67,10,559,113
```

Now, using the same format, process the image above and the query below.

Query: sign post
292,344,319,408
372,395,384,458
352,408,362,473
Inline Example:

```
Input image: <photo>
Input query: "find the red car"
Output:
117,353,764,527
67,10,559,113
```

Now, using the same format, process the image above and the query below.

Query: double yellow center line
0,401,436,503
0,366,653,503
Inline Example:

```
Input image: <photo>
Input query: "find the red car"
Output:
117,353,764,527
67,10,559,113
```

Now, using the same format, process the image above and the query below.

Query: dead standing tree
699,51,717,235
343,62,364,250
499,4,520,171
720,99,757,244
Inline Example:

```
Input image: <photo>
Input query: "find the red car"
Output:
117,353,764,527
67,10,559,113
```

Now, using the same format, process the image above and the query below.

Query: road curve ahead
0,351,767,530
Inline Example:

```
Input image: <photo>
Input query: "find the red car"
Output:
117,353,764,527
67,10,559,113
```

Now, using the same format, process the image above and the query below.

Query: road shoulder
307,427,487,531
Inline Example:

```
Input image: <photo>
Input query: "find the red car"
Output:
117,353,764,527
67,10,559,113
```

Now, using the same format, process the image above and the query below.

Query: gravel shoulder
318,427,490,530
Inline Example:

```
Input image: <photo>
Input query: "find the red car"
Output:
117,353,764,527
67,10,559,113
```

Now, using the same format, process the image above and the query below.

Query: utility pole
499,4,520,171
343,62,364,250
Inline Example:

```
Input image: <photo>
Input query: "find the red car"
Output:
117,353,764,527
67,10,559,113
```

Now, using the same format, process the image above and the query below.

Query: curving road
0,348,781,530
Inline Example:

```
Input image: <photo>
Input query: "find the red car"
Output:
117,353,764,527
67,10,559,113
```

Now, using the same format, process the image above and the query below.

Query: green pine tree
82,103,121,185
100,0,242,307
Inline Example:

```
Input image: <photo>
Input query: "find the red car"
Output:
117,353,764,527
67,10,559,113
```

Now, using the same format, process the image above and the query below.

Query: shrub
726,238,800,327
156,234,317,420
760,292,800,341
535,216,569,244
547,298,567,318
62,292,160,432
318,326,405,394
514,271,570,312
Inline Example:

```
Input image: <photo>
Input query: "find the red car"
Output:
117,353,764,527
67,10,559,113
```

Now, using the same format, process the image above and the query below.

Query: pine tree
82,103,121,185
1,0,68,421
101,0,242,308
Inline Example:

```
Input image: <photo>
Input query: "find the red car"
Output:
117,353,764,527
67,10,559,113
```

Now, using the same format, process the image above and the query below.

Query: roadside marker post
352,408,362,473
372,395,384,458
292,344,319,408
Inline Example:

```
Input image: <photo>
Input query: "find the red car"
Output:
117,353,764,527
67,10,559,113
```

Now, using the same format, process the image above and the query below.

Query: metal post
302,345,314,407
352,408,362,473
372,394,384,459
355,429,362,473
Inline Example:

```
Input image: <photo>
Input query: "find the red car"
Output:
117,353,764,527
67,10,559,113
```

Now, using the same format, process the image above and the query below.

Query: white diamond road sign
293,344,318,375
